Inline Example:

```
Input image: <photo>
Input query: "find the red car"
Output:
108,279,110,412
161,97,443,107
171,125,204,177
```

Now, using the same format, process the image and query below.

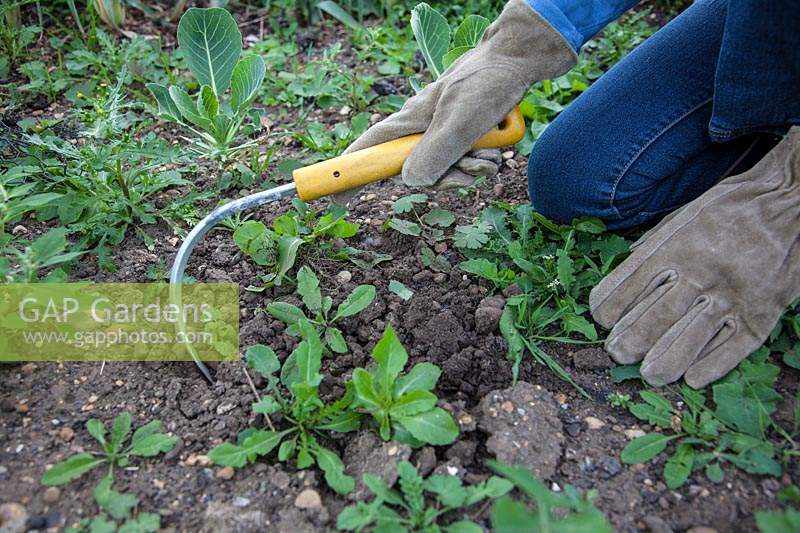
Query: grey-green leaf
411,3,450,80
230,55,265,113
333,285,376,321
621,433,675,464
41,453,106,486
147,83,181,122
395,407,458,445
177,7,242,95
168,85,212,129
453,14,490,48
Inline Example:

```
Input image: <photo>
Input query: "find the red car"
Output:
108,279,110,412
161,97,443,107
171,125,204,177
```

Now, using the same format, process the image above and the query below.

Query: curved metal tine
169,183,298,383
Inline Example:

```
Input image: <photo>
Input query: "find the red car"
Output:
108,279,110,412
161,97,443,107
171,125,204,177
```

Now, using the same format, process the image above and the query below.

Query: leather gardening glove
590,128,800,388
332,0,576,205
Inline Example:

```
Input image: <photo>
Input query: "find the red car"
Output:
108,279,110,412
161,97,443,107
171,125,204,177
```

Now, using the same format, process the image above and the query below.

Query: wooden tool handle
293,106,526,201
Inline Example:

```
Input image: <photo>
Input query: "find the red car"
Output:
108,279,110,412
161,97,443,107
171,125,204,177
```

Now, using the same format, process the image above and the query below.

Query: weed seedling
352,324,459,446
268,266,376,353
337,460,513,532
208,323,360,494
488,461,612,533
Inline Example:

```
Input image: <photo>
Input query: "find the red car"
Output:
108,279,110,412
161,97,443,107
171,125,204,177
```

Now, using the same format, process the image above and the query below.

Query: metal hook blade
169,182,298,383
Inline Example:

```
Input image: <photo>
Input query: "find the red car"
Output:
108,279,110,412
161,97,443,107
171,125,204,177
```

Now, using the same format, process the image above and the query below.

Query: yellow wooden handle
293,106,526,201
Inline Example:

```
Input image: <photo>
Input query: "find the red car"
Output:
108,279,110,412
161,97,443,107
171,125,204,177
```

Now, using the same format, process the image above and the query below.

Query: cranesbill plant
148,8,266,160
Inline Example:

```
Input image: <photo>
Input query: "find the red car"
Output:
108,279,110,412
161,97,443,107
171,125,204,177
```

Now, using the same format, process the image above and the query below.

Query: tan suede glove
333,0,576,204
590,128,800,388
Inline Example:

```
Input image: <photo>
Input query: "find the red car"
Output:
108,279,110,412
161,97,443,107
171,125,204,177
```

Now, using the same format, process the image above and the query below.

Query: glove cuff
481,0,578,84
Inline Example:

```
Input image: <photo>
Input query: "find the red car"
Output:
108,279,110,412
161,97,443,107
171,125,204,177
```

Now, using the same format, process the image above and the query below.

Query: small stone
42,487,60,504
184,454,211,467
501,401,514,414
456,157,499,177
433,242,447,254
502,150,515,160
294,489,322,510
216,467,234,480
493,183,505,196
87,394,98,403
470,149,503,165
624,428,646,440
15,403,28,414
336,270,352,283
370,113,382,124
643,516,674,533
584,416,605,430
338,105,351,115
232,497,250,508
11,225,27,236
686,528,718,533
216,402,236,415
58,426,75,442
474,306,503,334
432,273,447,283
505,159,519,169
0,503,28,533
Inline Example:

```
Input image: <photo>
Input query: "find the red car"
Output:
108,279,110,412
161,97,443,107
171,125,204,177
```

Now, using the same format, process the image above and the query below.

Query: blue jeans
527,0,776,231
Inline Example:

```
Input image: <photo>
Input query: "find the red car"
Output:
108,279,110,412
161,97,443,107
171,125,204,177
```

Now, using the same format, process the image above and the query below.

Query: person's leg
527,0,775,231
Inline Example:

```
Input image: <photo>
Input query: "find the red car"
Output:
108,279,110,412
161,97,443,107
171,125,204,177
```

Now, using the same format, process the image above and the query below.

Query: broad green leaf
410,3,450,80
664,443,694,489
363,474,404,505
325,327,348,354
127,433,178,457
442,46,472,70
395,407,458,445
372,324,408,396
295,321,322,388
755,509,800,533
276,235,304,282
230,55,265,113
480,207,512,242
267,301,307,325
352,368,382,411
130,421,162,446
453,221,491,250
424,474,466,507
423,208,456,228
556,249,574,291
390,390,437,416
296,266,322,312
233,221,275,266
388,279,413,301
315,445,355,495
317,411,362,433
562,313,598,341
252,396,281,415
333,285,376,321
198,84,219,119
387,218,421,236
146,83,181,121
621,433,675,464
109,412,132,453
94,475,138,521
453,14,490,48
610,364,641,383
246,344,280,378
393,362,440,397
168,85,212,129
317,0,362,30
87,418,107,448
392,193,428,214
490,496,535,533
705,462,724,483
177,7,242,95
445,520,483,533
41,453,106,485
208,430,289,468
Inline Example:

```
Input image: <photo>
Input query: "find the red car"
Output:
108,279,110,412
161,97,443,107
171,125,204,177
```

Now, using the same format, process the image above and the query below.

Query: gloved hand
333,0,576,205
590,128,800,388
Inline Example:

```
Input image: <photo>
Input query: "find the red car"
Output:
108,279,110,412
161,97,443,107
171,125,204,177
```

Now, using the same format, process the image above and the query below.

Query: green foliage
66,475,162,533
0,0,38,72
338,460,512,532
620,354,792,489
294,112,370,161
208,330,360,494
1,227,83,282
92,0,125,29
148,8,265,159
232,199,359,284
456,203,629,391
488,461,612,533
42,412,177,486
268,265,376,353
351,324,459,446
410,3,489,83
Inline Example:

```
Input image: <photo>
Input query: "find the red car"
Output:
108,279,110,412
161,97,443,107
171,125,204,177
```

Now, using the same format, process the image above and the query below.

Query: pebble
493,183,505,196
216,467,235,480
505,159,519,169
687,528,718,533
624,428,647,440
0,502,28,533
42,487,60,504
370,113,381,124
58,427,75,442
336,270,352,283
432,273,447,283
232,497,250,507
0,466,7,475
456,157,499,177
294,489,322,509
584,416,605,430
338,105,351,115
184,454,211,467
502,150,515,160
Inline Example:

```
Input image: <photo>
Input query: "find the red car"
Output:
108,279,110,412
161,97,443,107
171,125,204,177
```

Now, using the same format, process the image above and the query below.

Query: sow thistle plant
148,7,266,159
267,266,376,354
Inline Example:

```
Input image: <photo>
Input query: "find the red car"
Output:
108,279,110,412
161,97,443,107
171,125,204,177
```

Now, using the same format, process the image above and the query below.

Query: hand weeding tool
170,107,526,382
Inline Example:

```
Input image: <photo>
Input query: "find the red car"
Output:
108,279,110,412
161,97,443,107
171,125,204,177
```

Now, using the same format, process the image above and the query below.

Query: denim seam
608,95,714,220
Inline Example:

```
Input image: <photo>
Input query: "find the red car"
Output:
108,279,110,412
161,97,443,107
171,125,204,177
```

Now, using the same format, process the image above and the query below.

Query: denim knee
527,123,614,226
